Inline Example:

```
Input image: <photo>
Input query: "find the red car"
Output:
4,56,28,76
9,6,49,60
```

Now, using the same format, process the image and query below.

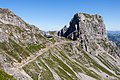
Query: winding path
17,41,74,69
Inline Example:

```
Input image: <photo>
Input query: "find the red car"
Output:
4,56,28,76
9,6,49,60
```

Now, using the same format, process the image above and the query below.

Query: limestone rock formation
0,8,26,28
65,13,107,40
58,25,68,36
0,8,120,80
58,13,120,57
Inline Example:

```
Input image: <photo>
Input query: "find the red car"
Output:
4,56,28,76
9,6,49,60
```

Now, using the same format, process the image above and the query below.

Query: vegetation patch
49,38,56,43
97,55,120,73
0,70,16,80
35,33,46,40
26,44,45,53
16,26,25,33
9,39,30,61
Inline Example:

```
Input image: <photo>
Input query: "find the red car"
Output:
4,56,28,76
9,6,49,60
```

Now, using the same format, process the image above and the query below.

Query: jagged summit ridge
58,13,107,40
58,13,120,57
58,12,108,52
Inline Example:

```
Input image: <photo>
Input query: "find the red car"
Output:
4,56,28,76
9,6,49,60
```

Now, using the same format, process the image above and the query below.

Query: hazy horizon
0,0,120,31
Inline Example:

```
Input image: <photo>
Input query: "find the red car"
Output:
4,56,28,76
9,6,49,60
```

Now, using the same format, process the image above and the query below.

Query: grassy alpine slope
0,70,16,80
0,8,120,80
22,41,120,80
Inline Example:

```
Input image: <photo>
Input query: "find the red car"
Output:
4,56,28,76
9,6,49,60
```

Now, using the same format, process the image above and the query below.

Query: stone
58,13,120,57
0,8,26,29
58,25,68,36
58,13,107,40
0,8,120,80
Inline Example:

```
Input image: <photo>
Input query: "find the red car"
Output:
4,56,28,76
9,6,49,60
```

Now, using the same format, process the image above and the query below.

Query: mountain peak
58,12,107,40
73,12,103,24
0,8,14,17
0,8,27,28
0,8,10,13
58,12,108,53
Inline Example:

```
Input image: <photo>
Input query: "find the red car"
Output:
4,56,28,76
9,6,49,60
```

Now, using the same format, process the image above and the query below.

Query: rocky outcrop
58,25,68,36
58,13,120,57
0,8,27,28
59,13,107,40
0,27,9,43
0,8,120,80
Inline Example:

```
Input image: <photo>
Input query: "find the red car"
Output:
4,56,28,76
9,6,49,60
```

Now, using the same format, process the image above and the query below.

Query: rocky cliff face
59,13,107,40
58,13,120,57
0,9,120,80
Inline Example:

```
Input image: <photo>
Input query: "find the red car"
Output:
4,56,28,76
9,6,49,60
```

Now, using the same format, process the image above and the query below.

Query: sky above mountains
0,0,120,31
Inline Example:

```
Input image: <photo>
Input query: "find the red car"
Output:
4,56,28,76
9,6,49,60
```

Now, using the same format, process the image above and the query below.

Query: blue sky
0,0,120,31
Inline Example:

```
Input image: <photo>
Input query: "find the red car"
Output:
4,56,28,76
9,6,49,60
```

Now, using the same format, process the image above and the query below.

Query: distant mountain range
107,31,120,47
108,31,120,34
